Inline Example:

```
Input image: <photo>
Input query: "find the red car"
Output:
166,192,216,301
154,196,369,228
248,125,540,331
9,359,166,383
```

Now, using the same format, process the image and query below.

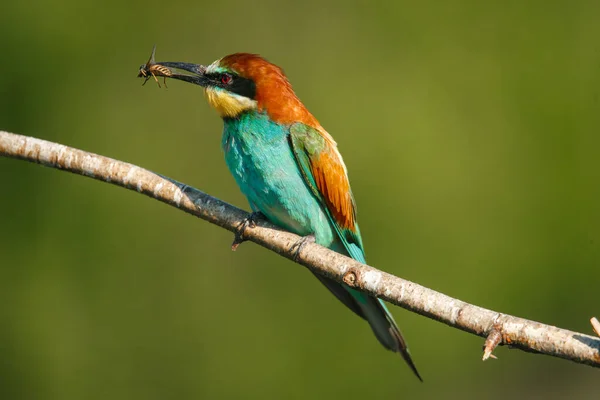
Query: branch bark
1,130,599,368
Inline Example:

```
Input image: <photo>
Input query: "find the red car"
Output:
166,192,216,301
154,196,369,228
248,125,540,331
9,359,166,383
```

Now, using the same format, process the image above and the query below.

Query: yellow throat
204,87,258,118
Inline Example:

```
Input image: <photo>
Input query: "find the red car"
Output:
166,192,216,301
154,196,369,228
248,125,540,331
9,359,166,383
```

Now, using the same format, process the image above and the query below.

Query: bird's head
160,53,319,126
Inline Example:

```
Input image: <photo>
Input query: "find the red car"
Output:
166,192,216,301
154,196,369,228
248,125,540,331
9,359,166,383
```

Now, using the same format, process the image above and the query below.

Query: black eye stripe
205,72,225,83
205,72,256,100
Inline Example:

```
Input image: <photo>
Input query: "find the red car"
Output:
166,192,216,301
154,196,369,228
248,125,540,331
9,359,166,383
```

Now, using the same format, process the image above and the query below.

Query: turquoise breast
222,112,335,247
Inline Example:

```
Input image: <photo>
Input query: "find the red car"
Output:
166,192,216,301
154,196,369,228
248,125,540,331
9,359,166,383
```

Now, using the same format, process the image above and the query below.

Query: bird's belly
224,135,335,246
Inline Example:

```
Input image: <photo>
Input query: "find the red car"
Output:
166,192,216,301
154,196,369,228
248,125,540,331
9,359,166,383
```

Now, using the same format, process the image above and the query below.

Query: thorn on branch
482,328,503,361
591,317,600,337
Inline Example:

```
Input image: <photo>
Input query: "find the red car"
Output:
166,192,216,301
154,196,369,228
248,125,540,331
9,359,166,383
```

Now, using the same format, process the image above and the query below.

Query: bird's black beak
138,46,209,87
158,62,209,87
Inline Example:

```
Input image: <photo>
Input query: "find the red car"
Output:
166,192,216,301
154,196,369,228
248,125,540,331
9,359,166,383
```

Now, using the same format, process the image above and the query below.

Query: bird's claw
290,234,316,262
231,211,265,251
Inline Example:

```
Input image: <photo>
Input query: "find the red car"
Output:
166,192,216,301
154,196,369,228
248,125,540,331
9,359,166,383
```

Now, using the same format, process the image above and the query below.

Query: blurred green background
1,0,599,398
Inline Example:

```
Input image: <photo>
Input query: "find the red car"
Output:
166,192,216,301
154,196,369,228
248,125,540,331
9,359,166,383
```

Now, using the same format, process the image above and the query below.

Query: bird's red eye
221,73,233,85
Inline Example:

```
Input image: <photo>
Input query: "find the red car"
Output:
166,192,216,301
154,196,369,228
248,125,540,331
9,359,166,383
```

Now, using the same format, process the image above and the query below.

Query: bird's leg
290,234,316,262
231,211,265,251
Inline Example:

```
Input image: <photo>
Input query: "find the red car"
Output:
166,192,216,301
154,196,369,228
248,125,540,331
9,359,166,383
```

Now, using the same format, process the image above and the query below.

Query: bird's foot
231,211,265,251
290,234,316,262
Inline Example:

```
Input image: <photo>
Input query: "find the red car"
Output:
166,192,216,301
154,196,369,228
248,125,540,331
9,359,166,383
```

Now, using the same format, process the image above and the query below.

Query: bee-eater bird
152,53,421,380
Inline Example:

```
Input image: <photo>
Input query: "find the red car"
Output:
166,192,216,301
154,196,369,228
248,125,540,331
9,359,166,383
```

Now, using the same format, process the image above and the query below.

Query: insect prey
138,45,172,88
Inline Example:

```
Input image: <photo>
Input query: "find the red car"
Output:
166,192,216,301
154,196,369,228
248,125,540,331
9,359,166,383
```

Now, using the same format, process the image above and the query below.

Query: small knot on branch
343,270,357,286
482,328,503,361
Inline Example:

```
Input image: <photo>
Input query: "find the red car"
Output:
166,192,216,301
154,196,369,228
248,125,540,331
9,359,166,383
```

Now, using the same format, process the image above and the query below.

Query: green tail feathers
314,273,422,381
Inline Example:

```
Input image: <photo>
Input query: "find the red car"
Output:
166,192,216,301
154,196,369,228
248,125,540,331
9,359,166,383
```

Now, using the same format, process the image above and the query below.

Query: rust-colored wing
289,123,357,232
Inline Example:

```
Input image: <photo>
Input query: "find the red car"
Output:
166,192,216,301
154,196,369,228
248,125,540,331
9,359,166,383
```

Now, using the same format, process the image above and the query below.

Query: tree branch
1,130,599,368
